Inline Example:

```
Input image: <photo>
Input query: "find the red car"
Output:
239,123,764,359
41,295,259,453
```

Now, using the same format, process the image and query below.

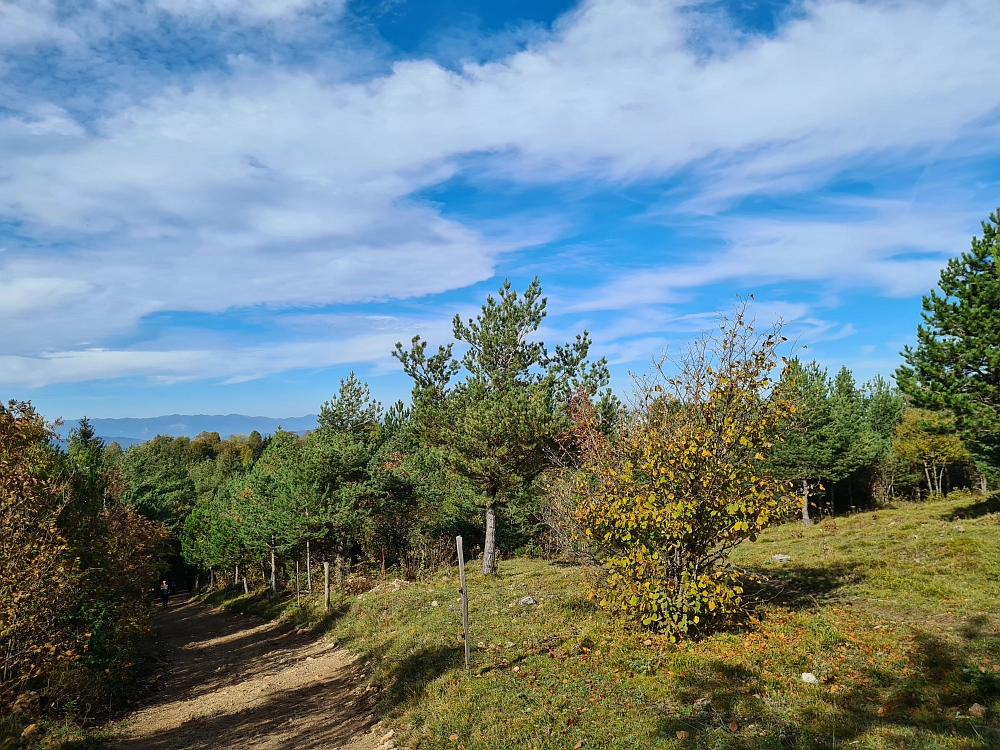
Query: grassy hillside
203,492,1000,749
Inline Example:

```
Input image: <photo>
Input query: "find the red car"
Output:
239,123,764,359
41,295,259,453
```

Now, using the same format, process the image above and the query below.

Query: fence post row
456,536,470,672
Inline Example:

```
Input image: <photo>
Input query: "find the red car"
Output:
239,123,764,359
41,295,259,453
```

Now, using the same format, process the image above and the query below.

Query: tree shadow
943,495,1000,521
134,597,355,705
110,662,376,750
744,562,866,610
653,622,1000,748
372,644,465,713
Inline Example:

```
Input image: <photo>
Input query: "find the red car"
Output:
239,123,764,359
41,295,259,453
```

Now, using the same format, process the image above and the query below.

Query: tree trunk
242,575,248,595
306,540,312,591
270,537,277,596
234,564,239,588
801,480,811,528
482,488,498,574
923,463,933,496
981,473,989,494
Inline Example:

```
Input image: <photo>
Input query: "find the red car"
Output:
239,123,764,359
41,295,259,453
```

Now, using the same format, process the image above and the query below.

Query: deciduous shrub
576,305,796,637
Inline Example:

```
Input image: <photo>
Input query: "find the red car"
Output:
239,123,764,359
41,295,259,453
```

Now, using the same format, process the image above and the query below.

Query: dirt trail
111,596,383,750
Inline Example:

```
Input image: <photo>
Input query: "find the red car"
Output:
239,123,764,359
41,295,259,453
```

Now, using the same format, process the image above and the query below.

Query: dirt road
111,596,383,750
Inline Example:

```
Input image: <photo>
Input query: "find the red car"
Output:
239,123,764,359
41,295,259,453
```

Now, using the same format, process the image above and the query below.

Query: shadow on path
110,596,378,750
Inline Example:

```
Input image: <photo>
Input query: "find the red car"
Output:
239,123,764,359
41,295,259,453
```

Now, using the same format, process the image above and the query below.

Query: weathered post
323,562,331,612
456,536,470,672
382,549,389,629
295,560,301,606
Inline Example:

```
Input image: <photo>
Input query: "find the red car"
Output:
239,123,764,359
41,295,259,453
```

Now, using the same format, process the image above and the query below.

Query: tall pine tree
896,208,1000,487
394,278,610,573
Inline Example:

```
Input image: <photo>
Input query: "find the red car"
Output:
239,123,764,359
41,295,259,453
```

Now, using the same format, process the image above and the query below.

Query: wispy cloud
1,0,998,394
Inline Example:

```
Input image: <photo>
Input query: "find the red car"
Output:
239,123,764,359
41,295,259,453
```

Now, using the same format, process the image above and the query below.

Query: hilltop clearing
200,492,1000,749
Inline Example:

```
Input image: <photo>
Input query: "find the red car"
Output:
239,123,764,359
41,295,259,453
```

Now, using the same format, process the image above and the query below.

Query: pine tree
896,208,1000,486
394,278,610,573
769,360,835,526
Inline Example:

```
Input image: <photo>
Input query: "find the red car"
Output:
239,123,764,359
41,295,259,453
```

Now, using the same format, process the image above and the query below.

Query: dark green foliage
897,208,1000,481
770,360,905,517
394,277,611,573
118,435,199,529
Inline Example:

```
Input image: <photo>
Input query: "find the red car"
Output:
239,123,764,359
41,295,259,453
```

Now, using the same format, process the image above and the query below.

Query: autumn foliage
0,402,168,734
0,403,79,707
576,305,796,636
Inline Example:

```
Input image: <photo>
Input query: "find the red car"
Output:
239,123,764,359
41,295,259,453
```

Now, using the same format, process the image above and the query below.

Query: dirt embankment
111,596,386,750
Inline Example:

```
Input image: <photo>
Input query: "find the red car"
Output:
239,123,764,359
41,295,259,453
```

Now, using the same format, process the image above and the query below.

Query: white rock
772,554,792,563
519,596,538,606
431,601,439,607
801,672,819,684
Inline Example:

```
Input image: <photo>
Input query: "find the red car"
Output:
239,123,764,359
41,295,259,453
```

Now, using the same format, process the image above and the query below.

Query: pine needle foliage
897,207,1000,481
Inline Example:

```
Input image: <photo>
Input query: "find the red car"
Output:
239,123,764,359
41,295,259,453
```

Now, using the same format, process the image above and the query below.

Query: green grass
203,492,1000,749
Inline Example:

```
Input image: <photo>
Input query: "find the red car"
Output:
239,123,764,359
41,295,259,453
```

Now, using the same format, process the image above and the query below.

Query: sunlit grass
204,492,1000,749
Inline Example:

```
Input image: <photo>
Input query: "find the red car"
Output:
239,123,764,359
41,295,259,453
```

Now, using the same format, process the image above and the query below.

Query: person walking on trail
160,580,170,608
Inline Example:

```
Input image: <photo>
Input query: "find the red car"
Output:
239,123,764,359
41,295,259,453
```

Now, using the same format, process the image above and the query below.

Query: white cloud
153,0,331,20
576,199,974,311
1,0,998,386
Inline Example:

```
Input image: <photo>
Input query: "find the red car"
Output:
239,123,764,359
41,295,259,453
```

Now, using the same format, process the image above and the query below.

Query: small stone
643,639,653,646
21,724,39,740
449,734,459,741
505,641,515,648
970,703,987,718
729,721,739,732
381,729,395,742
675,730,690,739
512,666,520,672
519,596,538,606
431,601,439,607
477,642,486,648
306,656,314,661
956,525,965,532
693,697,711,709
772,554,792,563
801,672,819,684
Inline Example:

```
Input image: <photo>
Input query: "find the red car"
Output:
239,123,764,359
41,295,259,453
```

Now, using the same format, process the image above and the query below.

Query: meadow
201,491,1000,749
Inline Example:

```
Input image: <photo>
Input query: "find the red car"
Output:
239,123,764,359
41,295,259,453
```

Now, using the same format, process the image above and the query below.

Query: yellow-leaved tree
576,303,796,637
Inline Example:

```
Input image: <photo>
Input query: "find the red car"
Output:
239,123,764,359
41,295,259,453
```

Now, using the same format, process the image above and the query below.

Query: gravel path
111,596,383,750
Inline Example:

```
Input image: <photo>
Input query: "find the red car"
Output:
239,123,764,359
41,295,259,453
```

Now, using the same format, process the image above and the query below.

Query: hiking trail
111,596,384,750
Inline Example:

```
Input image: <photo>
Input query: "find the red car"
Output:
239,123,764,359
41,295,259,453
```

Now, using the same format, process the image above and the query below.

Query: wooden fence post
323,562,331,612
456,536,470,672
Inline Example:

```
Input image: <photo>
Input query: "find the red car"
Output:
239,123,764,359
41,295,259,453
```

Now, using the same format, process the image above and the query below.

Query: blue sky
1,0,998,420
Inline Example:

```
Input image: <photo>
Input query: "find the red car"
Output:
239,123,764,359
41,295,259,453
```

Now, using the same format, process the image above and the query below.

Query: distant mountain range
57,414,319,447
